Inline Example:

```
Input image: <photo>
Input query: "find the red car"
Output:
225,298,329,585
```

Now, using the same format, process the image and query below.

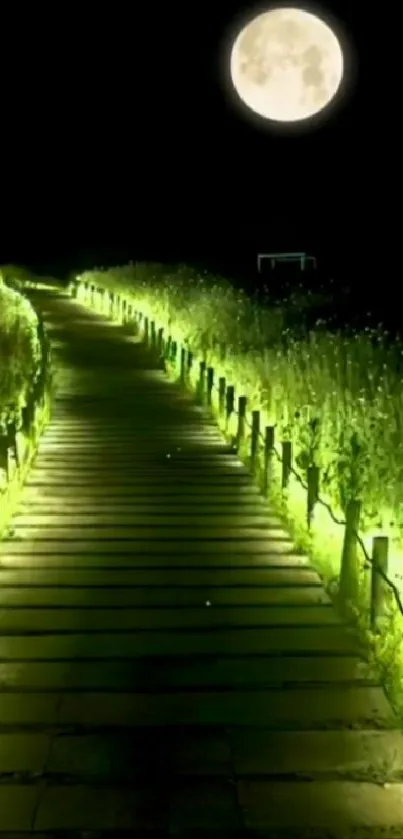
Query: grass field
73,263,403,720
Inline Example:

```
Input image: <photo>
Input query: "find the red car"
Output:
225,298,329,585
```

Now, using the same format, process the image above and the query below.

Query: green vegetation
0,269,42,431
0,267,51,535
73,263,403,721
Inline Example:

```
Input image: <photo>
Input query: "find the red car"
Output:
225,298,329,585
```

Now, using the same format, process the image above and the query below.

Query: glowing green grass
0,269,51,537
0,271,42,430
73,263,403,721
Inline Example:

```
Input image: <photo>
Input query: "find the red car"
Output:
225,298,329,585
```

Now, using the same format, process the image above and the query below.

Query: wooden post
198,361,206,403
165,335,172,360
0,434,8,476
157,327,164,356
180,347,186,382
371,536,389,631
263,425,275,495
281,441,292,489
226,386,234,432
207,367,214,406
150,321,156,349
127,303,133,321
7,423,19,470
187,350,193,379
218,377,226,417
307,465,320,529
144,317,149,346
339,499,362,606
236,396,247,451
170,341,178,367
122,298,127,322
250,410,260,473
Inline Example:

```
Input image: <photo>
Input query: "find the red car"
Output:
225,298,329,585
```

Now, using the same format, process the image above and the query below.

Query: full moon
230,7,344,123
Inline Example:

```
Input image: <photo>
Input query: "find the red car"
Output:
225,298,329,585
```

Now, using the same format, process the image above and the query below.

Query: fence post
226,386,234,432
250,411,260,473
187,350,193,380
180,347,186,382
370,536,389,631
307,465,320,529
197,361,206,403
150,321,156,349
218,377,226,417
0,434,8,476
339,499,362,606
144,317,149,346
170,341,178,369
281,441,292,489
235,396,247,451
263,426,275,495
207,367,214,406
157,327,164,356
165,335,172,360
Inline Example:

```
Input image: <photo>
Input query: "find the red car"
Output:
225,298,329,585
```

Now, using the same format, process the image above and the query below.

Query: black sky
0,3,389,280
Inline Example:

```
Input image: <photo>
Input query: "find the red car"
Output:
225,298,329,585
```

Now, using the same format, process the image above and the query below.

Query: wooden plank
46,728,233,776
0,733,51,772
0,627,359,658
0,605,342,632
20,485,262,498
0,569,318,587
10,525,291,541
25,475,255,486
26,475,254,485
51,687,394,728
34,784,169,831
0,656,374,690
31,463,246,474
0,585,331,607
0,552,310,569
0,540,297,555
236,780,403,833
0,788,39,831
229,728,403,777
17,501,269,513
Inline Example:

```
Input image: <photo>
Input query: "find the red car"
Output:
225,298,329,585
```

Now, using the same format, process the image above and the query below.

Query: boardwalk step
0,627,359,657
0,655,372,691
9,525,291,541
0,585,331,607
0,686,392,728
0,551,310,568
0,728,399,779
0,605,342,632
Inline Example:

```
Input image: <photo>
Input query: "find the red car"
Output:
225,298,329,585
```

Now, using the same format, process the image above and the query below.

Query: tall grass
77,263,403,548
0,270,42,432
75,262,403,717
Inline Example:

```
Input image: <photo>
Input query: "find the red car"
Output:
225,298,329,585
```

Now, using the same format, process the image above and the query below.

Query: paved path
0,288,402,836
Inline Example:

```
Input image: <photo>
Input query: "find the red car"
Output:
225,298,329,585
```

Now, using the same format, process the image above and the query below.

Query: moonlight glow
230,7,344,123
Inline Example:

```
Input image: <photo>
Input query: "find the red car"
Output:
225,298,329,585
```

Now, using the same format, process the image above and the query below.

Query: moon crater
230,7,344,124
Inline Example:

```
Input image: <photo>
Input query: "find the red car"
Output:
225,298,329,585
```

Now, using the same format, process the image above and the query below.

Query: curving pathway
0,288,402,836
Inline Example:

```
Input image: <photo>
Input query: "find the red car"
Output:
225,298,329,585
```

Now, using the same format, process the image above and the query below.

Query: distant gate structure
257,252,317,273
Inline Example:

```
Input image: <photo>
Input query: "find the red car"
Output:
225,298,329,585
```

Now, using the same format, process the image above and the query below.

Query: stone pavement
0,288,402,837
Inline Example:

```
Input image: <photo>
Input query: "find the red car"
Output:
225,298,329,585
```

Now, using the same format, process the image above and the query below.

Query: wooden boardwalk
0,287,402,836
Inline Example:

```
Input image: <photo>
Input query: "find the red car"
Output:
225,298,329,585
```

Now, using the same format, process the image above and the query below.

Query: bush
0,270,42,432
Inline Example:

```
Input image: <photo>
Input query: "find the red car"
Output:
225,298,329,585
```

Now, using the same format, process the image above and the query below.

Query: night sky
0,3,386,288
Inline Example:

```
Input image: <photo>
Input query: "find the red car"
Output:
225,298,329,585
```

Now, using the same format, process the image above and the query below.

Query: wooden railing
73,278,399,633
